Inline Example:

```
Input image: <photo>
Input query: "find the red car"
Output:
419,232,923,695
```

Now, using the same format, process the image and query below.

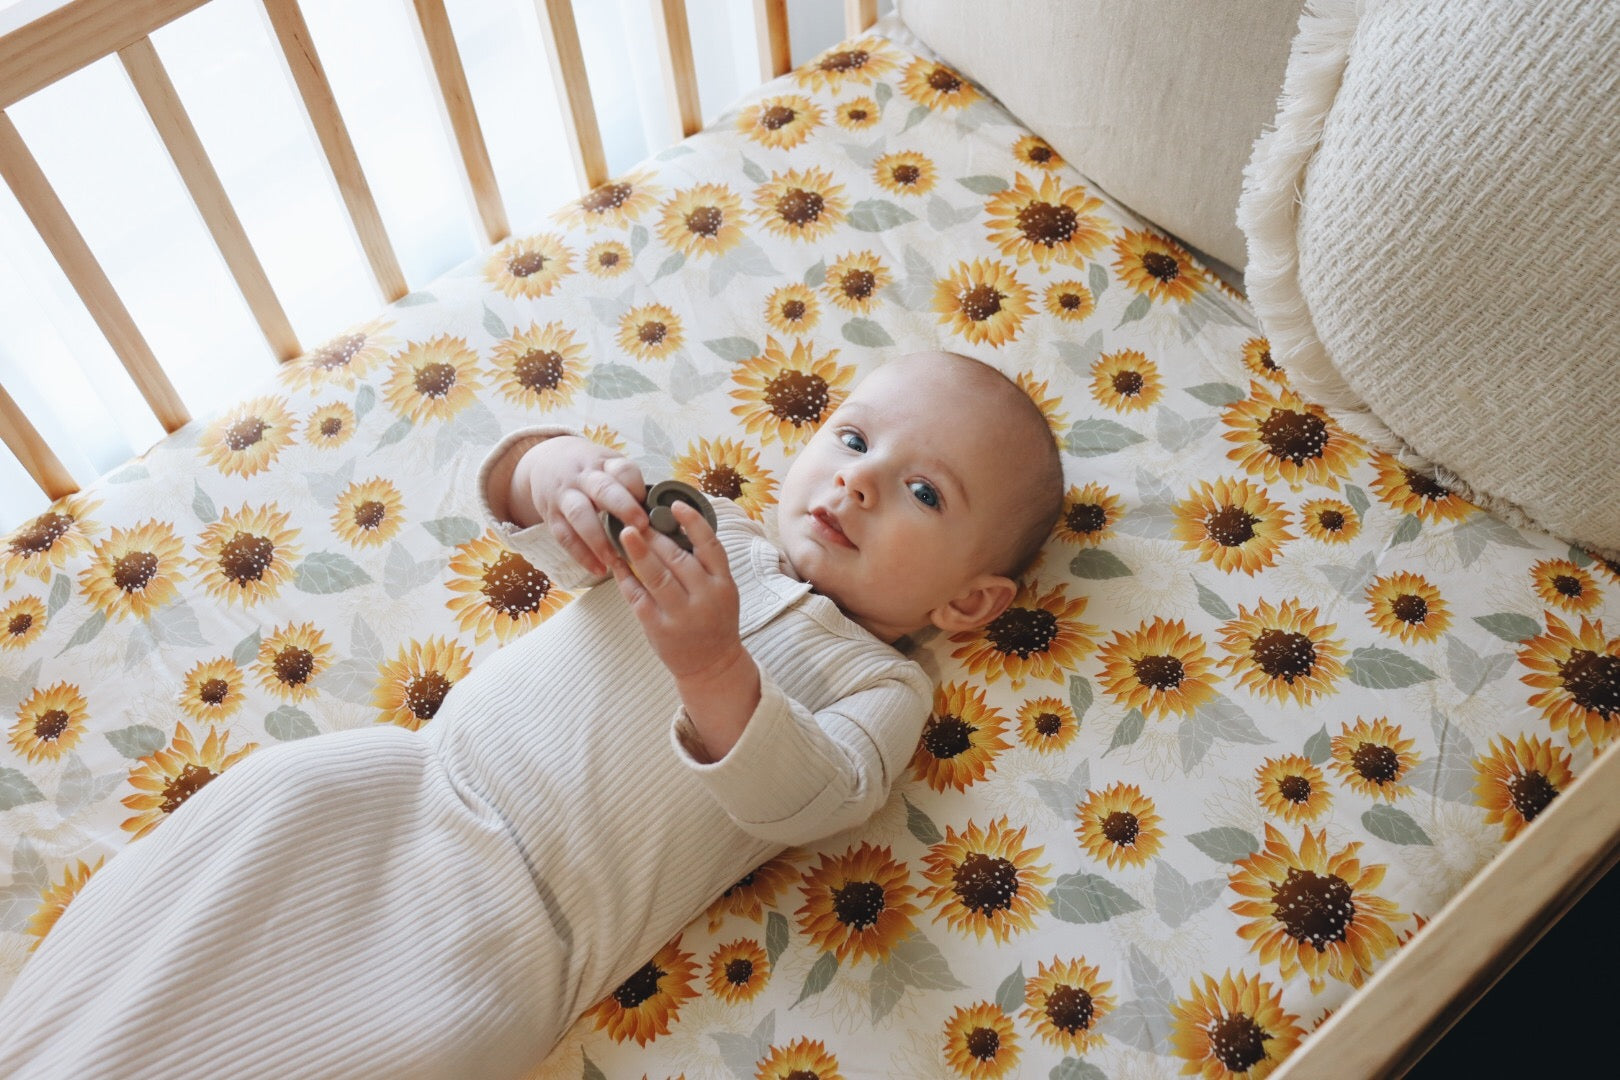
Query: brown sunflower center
414,361,457,399
1251,629,1316,682
985,606,1058,658
831,878,886,929
483,551,550,617
1140,251,1180,283
515,349,565,392
698,464,746,501
311,333,365,371
784,1072,818,1080
198,677,230,706
1027,144,1053,163
820,49,868,72
763,369,829,426
1111,369,1145,396
1208,1011,1270,1073
216,530,274,585
685,205,723,237
273,645,314,688
724,957,755,986
1390,593,1428,624
1058,291,1082,310
507,249,548,277
927,67,962,93
582,182,631,212
776,188,825,227
846,107,869,122
1558,649,1620,716
1034,712,1062,736
959,283,1004,322
1508,769,1558,822
724,870,757,897
1046,984,1094,1033
1317,509,1345,531
112,551,159,594
1257,345,1276,371
353,501,387,531
1278,774,1312,803
1206,505,1258,547
922,714,973,759
1101,810,1139,847
1066,502,1106,534
12,511,72,556
891,163,922,186
319,416,344,438
612,961,664,1009
760,104,796,130
1017,201,1077,246
1132,653,1185,691
1352,742,1401,784
8,611,34,636
638,321,668,346
160,763,218,814
953,852,1018,915
33,708,69,742
596,249,620,268
1272,866,1354,950
1259,408,1328,465
780,298,807,321
841,269,876,300
1401,467,1451,501
1553,574,1584,598
965,1026,1000,1061
225,417,266,451
405,671,452,721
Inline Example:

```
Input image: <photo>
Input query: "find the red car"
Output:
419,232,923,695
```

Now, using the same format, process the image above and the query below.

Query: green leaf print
955,175,1008,195
46,573,71,617
1184,382,1246,407
766,910,790,968
1051,1059,1108,1080
393,291,436,307
1304,725,1331,764
0,769,45,812
1063,418,1145,458
900,103,930,132
374,417,413,451
1068,674,1092,718
1194,577,1235,621
1089,261,1110,299
1104,709,1145,756
1391,514,1422,545
295,552,373,594
233,628,262,668
265,705,319,741
869,962,905,1023
1187,827,1261,863
792,951,839,1007
740,155,768,184
1473,612,1542,643
105,724,167,760
652,250,687,281
1362,805,1433,845
57,611,107,654
1344,483,1371,519
885,931,965,990
847,199,917,232
192,481,217,524
1048,872,1143,923
903,795,943,846
585,364,659,400
703,337,761,363
1116,292,1150,327
422,517,480,548
803,257,826,286
1346,646,1438,688
1068,548,1132,579
995,964,1026,1013
841,318,894,347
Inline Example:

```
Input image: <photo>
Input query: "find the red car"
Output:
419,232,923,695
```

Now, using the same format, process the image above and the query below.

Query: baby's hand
519,437,648,576
611,501,743,679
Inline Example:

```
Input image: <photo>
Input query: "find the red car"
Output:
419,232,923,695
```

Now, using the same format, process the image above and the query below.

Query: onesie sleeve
669,661,932,846
475,424,608,591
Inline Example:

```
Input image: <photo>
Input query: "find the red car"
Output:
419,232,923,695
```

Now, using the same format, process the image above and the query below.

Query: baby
0,350,1063,1079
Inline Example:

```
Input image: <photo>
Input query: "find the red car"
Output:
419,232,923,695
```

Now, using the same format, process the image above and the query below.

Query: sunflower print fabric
1,17,1616,1079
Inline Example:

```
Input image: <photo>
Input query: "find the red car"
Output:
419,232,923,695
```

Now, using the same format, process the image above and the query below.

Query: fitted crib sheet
2,16,1616,1079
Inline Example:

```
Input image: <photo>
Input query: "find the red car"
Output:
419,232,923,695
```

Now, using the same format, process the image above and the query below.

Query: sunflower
1217,598,1346,706
78,519,185,621
1222,382,1364,490
585,937,699,1046
2,492,101,586
932,258,1034,348
1090,349,1164,413
305,401,357,448
179,656,247,723
254,621,333,702
1228,824,1403,992
445,531,569,645
872,150,938,196
795,35,897,91
1022,957,1115,1054
911,681,1011,792
190,503,301,607
582,424,627,452
8,681,89,764
121,721,258,840
1016,696,1080,753
1011,134,1065,171
942,1001,1020,1079
332,477,406,549
705,851,800,931
484,232,574,300
1169,969,1305,1080
1299,498,1359,544
1241,337,1285,384
584,239,633,277
900,57,979,110
922,817,1051,942
25,856,104,951
756,1037,844,1080
1519,613,1620,747
1094,617,1220,721
656,184,746,260
1530,558,1603,614
616,303,685,362
730,337,854,447
490,322,587,411
739,94,823,150
1590,553,1620,587
795,841,920,963
752,166,848,242
1368,452,1474,525
553,168,663,230
372,636,474,730
1015,370,1068,440
1056,483,1123,547
984,173,1108,271
1043,280,1095,323
834,96,881,130
823,250,892,314
1075,781,1165,869
1254,754,1332,824
670,437,777,520
705,938,770,1004
1113,228,1205,304
382,335,482,423
763,282,823,335
1364,572,1451,644
1172,477,1295,576
278,317,395,391
198,395,296,478
951,580,1097,690
1,594,47,650
1473,733,1575,841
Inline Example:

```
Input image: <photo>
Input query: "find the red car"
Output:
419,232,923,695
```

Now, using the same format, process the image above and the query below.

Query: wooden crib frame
0,1,1615,1076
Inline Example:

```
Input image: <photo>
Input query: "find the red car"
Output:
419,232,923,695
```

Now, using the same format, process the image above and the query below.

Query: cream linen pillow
1240,0,1620,557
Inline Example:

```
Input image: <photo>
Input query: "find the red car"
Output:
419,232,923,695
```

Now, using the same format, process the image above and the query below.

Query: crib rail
0,0,876,502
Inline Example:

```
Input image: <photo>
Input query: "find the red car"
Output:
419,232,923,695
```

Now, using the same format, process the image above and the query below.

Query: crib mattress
2,17,1615,1079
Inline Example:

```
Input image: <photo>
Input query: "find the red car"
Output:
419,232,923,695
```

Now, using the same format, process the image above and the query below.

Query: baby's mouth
810,507,856,549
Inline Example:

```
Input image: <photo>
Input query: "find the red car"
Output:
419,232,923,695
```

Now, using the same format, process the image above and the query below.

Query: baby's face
776,361,1019,642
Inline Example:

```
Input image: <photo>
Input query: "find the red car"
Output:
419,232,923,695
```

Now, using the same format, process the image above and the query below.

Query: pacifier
601,479,718,560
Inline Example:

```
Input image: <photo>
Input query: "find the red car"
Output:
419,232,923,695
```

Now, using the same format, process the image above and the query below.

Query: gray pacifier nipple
601,479,718,561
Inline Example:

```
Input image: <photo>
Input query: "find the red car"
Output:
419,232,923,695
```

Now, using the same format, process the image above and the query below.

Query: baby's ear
929,574,1017,633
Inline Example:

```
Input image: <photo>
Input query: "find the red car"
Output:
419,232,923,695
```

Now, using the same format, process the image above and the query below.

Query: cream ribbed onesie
0,426,932,1079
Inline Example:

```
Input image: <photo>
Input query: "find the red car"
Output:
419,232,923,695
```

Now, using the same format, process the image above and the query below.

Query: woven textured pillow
1239,0,1620,557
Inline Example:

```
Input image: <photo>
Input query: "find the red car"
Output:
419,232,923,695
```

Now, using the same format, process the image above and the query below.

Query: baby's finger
584,467,648,532
621,525,682,601
603,456,647,506
557,490,614,572
672,501,726,578
548,515,605,576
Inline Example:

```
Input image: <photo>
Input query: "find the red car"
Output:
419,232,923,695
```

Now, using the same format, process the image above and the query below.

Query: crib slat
260,0,408,303
754,0,790,81
407,0,509,246
650,0,702,140
533,0,608,193
0,382,79,502
844,0,877,38
117,36,303,363
0,0,210,111
0,111,191,433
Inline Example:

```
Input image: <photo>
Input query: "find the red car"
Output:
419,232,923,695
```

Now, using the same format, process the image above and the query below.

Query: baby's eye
909,481,940,508
839,430,867,452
